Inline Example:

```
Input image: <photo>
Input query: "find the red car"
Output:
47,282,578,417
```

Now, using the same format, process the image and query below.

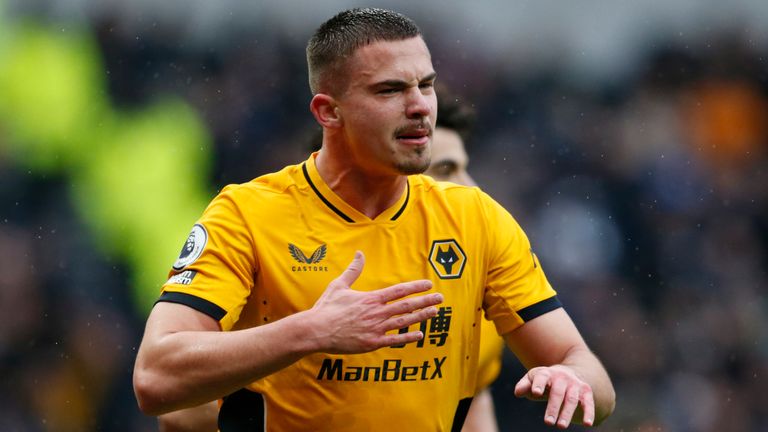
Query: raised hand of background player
514,364,596,429
307,251,443,354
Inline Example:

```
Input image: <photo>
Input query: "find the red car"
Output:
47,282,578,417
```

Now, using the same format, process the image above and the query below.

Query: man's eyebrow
373,79,408,89
373,72,438,88
430,159,459,168
420,72,438,83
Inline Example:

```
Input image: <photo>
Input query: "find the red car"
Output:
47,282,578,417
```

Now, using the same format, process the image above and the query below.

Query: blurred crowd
470,34,768,432
0,158,154,430
1,6,767,432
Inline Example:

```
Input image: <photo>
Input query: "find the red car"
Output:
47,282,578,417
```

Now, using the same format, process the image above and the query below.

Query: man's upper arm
503,308,588,369
134,300,228,415
157,185,260,332
476,191,558,335
143,302,221,342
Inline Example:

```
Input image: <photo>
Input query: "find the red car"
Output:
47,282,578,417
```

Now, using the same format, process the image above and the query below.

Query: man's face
424,127,476,187
334,37,437,176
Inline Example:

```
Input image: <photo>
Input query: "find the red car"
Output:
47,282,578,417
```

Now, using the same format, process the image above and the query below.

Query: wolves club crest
429,239,466,279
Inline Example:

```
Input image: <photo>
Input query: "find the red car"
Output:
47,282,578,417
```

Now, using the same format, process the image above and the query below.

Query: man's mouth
395,125,432,146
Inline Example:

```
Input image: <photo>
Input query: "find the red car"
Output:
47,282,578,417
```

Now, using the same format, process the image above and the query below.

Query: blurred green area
0,19,213,314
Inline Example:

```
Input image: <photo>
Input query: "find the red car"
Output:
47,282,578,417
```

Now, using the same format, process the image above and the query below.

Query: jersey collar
302,153,410,224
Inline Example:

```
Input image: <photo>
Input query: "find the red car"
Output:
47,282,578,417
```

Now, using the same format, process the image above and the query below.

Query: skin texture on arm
158,402,219,432
133,252,443,416
504,308,615,429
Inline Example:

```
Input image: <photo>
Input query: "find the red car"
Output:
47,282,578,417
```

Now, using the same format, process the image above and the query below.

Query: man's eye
436,165,453,176
379,88,398,94
430,162,456,178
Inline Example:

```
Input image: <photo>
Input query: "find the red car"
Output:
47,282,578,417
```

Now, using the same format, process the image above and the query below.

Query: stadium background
1,0,766,430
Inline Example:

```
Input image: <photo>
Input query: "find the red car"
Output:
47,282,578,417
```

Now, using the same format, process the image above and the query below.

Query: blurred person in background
133,7,614,431
425,88,505,432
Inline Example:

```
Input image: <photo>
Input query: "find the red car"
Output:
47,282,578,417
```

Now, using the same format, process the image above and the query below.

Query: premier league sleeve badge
172,223,208,271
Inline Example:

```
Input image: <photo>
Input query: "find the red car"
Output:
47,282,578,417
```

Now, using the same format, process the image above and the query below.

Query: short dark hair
306,8,421,95
436,87,475,142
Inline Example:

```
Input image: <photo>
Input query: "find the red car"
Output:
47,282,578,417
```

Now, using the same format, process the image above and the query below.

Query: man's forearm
134,309,317,415
134,256,443,416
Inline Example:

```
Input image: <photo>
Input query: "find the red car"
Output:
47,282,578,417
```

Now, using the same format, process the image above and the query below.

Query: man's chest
243,214,485,327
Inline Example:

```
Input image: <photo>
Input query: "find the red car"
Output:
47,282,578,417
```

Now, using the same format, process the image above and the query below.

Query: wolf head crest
429,239,466,279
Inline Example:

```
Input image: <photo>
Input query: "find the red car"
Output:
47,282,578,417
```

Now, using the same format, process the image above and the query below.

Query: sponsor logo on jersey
166,270,197,285
173,224,208,270
393,306,452,348
428,239,466,279
316,356,446,382
288,243,328,272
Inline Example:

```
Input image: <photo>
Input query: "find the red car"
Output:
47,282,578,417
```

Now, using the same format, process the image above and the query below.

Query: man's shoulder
410,174,484,201
410,175,506,221
222,162,306,199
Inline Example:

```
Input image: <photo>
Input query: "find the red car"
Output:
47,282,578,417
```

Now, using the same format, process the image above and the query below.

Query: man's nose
405,88,432,119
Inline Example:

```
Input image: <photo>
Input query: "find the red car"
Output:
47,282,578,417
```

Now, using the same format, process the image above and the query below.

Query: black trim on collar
390,179,410,221
302,163,355,223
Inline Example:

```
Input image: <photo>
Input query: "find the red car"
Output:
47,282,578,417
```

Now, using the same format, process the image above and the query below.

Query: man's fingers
544,379,567,426
514,375,532,398
382,292,444,316
515,368,549,401
530,369,551,398
516,366,598,428
555,387,581,429
580,388,596,427
374,279,433,303
334,251,365,287
380,304,440,332
377,329,425,347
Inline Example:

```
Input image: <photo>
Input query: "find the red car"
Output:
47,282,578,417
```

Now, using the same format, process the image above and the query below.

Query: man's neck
315,148,407,220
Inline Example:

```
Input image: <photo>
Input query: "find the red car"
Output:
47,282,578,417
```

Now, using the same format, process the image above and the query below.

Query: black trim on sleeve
389,179,410,221
218,388,266,431
518,295,563,322
451,397,474,432
302,163,355,223
156,291,227,322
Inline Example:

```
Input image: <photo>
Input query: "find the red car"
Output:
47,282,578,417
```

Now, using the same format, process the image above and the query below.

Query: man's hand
307,251,444,353
505,309,614,427
514,365,595,429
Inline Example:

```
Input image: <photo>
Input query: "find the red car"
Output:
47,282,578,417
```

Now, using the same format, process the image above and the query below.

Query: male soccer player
135,8,615,431
156,91,503,432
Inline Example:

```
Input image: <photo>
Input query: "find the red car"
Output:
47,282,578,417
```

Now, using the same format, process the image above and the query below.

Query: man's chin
395,158,431,175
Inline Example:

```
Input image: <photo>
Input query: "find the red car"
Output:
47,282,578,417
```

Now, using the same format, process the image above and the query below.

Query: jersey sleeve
479,192,561,336
158,185,258,331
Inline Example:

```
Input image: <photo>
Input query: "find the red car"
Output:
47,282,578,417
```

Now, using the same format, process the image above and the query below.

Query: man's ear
310,94,343,128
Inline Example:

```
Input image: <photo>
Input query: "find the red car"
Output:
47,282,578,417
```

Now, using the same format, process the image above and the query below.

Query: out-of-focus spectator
0,166,155,431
